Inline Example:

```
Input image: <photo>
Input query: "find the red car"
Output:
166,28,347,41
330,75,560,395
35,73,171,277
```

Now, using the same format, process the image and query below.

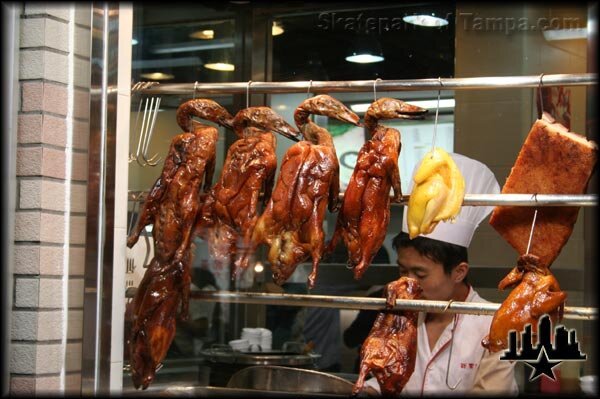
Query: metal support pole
128,191,598,207
132,73,597,96
124,289,597,321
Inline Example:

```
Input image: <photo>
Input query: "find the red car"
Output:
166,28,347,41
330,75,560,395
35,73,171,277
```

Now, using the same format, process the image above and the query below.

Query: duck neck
364,114,379,133
370,124,389,141
300,122,333,146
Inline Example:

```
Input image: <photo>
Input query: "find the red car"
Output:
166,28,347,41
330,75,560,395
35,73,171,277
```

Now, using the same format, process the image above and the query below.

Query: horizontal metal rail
127,190,598,207
132,73,597,96
124,289,596,320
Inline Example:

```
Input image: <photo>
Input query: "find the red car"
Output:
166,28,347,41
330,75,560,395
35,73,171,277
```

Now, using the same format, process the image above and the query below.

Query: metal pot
226,365,363,396
199,344,320,367
199,344,321,387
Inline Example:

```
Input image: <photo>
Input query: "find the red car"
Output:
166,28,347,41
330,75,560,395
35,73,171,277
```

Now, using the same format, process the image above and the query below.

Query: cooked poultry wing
126,99,233,389
353,277,422,397
328,98,426,279
481,253,567,353
195,107,299,279
406,147,465,239
249,95,361,289
489,113,597,268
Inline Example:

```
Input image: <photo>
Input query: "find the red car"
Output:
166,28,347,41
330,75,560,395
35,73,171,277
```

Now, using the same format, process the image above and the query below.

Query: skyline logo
500,314,586,381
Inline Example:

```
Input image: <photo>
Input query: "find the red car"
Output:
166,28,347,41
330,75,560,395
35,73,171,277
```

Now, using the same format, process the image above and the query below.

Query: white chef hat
401,152,500,248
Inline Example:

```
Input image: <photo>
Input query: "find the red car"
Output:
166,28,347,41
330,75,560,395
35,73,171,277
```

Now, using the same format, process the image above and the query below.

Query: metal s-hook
373,77,381,101
430,77,443,158
135,96,151,166
526,209,539,255
307,80,313,99
141,97,162,166
129,86,145,163
537,73,545,119
443,299,454,313
193,81,198,100
130,82,161,167
246,80,253,108
445,315,462,390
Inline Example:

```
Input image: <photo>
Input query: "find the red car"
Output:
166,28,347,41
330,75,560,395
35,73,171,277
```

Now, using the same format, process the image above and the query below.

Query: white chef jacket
364,286,518,396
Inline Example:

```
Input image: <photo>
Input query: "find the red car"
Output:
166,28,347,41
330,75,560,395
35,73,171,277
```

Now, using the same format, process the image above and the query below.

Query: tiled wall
11,3,91,395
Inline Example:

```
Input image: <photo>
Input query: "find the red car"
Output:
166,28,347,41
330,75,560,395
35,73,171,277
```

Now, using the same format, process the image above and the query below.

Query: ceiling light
272,22,284,36
204,62,235,71
345,53,384,64
542,28,587,41
403,14,449,27
133,56,201,69
189,29,215,40
346,34,384,64
152,39,234,55
254,262,264,273
350,98,455,113
140,72,174,81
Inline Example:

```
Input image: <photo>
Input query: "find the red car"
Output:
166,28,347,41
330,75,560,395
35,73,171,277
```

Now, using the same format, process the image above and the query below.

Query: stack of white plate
228,339,250,352
580,375,597,396
241,327,273,351
258,328,272,351
241,328,262,347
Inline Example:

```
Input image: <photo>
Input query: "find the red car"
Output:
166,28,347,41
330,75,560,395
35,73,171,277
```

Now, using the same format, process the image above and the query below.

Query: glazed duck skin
129,250,191,390
328,98,426,279
249,95,361,288
127,99,234,262
353,277,422,397
482,253,567,353
196,107,299,278
126,99,233,389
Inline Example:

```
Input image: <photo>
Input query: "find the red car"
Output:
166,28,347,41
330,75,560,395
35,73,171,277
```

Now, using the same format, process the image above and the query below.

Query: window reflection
271,3,455,81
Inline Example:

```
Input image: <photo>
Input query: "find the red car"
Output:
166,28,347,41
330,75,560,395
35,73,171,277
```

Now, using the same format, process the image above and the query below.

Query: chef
362,153,519,396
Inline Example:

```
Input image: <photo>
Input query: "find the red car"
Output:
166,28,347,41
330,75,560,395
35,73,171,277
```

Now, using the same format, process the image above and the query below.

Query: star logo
524,346,561,381
500,315,586,382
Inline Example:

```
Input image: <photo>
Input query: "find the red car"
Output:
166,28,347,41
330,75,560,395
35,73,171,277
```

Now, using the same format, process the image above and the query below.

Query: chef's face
396,246,456,301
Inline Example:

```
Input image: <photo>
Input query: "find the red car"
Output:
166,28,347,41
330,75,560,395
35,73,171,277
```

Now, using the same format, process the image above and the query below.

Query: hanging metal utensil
140,96,162,166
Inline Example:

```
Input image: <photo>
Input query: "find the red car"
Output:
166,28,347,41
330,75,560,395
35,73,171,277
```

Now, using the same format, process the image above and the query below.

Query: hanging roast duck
195,107,299,279
482,253,567,353
353,277,423,397
328,98,426,279
126,99,233,390
247,95,361,289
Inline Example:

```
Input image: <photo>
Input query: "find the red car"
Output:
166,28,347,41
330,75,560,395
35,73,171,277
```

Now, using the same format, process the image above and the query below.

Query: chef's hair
392,232,469,281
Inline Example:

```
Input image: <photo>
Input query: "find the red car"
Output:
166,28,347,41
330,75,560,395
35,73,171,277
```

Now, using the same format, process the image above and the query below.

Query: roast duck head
233,106,300,140
384,276,423,309
176,98,234,132
364,97,427,132
293,94,362,143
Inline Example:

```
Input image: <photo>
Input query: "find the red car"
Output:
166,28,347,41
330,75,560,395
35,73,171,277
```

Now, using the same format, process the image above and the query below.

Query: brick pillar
10,4,92,395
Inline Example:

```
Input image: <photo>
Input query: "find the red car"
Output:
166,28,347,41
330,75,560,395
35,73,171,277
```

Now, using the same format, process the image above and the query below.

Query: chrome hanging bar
134,73,597,95
128,190,598,207
123,288,596,320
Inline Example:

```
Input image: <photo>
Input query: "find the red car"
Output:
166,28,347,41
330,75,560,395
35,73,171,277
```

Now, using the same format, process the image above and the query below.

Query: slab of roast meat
489,113,597,268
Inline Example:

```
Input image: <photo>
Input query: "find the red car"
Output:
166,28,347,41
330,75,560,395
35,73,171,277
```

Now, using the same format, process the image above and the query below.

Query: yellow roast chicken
407,148,465,239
